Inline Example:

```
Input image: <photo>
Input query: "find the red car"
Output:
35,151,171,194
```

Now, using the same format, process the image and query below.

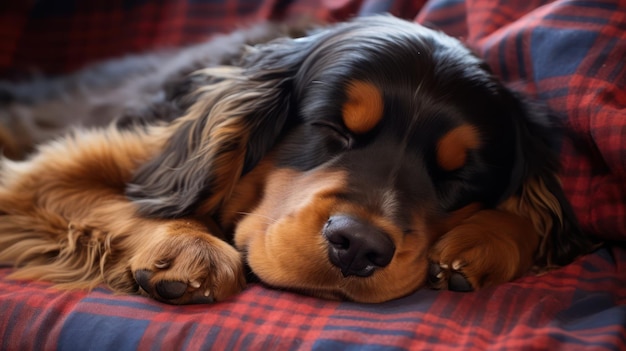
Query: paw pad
129,226,245,304
134,269,215,304
428,261,474,292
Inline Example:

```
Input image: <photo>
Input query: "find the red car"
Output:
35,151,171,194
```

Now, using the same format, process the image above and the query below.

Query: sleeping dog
0,15,596,304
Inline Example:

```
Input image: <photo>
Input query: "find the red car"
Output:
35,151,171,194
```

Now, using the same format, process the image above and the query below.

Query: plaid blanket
1,0,625,350
1,247,625,350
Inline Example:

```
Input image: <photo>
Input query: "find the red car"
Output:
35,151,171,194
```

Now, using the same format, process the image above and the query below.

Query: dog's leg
0,127,245,304
0,204,245,304
128,218,245,304
427,210,540,291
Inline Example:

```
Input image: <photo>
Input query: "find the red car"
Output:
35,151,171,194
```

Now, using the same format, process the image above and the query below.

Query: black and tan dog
0,15,596,304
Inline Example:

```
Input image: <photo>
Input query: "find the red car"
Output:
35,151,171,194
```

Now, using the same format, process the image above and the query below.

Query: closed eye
312,121,354,150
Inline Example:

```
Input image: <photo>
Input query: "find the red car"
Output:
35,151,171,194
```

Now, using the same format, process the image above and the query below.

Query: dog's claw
154,260,170,269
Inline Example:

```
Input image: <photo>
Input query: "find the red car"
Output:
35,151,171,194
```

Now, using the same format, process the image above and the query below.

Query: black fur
126,15,597,267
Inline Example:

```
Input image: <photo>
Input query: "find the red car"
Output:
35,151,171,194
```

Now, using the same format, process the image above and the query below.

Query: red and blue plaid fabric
1,0,625,350
417,0,626,241
2,246,625,350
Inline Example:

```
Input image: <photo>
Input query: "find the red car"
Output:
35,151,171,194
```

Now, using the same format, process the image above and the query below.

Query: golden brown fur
232,166,433,302
0,121,247,303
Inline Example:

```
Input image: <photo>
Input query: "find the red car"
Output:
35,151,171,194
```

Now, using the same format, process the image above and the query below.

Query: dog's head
127,16,594,302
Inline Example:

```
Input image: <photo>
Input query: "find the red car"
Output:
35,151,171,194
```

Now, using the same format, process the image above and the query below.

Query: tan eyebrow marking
342,81,384,134
436,124,481,171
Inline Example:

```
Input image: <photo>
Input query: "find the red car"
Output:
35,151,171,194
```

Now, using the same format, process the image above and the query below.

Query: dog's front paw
428,210,538,292
129,224,245,304
428,259,474,292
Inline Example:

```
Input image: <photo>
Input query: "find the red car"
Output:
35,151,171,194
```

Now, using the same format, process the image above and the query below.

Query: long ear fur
499,94,601,267
125,36,315,218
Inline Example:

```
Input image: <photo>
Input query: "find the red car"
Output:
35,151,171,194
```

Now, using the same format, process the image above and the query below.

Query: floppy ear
126,37,315,218
499,94,601,267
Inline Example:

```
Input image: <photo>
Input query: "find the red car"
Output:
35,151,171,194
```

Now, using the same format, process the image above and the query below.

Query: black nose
323,215,395,277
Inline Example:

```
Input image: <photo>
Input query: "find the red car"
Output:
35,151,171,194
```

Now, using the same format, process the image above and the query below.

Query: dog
0,15,597,304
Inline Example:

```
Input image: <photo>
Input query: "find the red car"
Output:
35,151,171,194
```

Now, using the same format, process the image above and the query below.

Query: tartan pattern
417,0,626,240
1,247,625,350
1,0,625,350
